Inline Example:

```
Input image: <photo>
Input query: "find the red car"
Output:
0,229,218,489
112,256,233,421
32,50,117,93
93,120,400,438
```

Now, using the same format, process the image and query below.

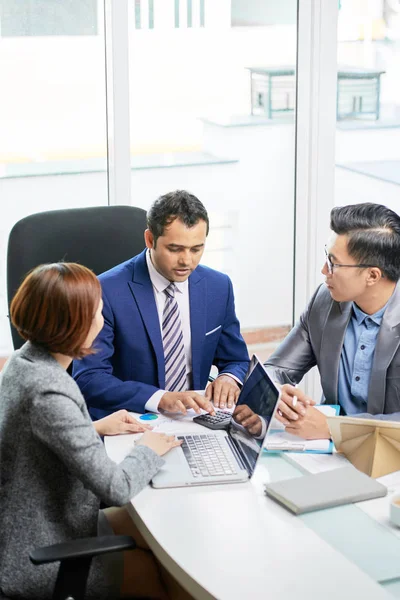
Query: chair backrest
7,205,147,350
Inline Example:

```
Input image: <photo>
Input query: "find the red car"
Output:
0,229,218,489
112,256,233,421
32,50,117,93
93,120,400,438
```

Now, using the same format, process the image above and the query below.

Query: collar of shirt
351,301,387,327
145,250,187,295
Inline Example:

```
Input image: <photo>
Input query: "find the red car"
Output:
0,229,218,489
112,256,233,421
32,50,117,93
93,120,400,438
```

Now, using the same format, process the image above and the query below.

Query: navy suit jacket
73,250,250,418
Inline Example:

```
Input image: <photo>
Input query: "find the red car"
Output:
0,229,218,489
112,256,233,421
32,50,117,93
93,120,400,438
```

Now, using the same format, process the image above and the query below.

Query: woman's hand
137,431,182,456
94,410,152,436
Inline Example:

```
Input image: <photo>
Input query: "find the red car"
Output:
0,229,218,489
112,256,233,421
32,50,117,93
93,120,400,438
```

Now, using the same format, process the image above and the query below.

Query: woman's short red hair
10,262,102,359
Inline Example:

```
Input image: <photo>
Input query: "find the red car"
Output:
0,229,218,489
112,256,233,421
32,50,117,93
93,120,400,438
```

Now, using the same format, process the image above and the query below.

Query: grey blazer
265,283,400,419
0,342,164,600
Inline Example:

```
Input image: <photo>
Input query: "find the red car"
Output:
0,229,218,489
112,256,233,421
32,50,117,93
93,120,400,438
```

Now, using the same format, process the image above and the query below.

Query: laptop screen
227,357,280,476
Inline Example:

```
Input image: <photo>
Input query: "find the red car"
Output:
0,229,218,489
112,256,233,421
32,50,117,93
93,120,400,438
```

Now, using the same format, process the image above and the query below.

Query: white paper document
105,408,209,462
151,410,201,433
265,431,331,452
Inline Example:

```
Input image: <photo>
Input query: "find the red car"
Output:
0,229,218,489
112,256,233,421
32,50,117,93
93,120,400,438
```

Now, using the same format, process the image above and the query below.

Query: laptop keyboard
177,434,239,478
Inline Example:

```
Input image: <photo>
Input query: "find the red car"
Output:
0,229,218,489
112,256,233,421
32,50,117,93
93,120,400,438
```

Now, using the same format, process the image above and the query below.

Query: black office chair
35,535,136,600
3,206,150,599
7,205,147,349
0,536,137,600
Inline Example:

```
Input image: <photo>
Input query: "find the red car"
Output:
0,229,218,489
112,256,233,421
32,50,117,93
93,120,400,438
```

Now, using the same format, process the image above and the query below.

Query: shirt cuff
217,373,243,387
144,390,166,413
257,417,268,440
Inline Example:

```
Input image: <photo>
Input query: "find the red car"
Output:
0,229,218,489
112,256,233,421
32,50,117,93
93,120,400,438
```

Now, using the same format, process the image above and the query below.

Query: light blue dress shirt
338,302,387,415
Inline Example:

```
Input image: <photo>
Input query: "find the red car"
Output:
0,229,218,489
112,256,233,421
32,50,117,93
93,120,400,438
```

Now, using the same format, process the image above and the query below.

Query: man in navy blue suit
74,190,250,420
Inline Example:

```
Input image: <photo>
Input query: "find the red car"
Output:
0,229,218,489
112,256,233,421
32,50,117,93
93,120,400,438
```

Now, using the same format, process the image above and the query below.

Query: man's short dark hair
330,203,400,281
147,190,209,244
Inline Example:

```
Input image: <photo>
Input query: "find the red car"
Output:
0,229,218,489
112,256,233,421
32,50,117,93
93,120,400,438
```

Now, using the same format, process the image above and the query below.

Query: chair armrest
30,535,136,565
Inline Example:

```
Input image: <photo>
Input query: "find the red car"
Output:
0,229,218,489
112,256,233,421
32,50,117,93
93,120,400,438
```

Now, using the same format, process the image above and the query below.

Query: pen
277,384,299,418
292,384,298,408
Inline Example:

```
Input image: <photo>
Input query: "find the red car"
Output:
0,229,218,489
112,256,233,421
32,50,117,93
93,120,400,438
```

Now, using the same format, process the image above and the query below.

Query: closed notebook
264,466,387,515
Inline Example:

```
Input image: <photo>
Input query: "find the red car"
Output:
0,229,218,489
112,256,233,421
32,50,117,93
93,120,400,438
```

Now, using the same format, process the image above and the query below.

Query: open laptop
152,356,280,488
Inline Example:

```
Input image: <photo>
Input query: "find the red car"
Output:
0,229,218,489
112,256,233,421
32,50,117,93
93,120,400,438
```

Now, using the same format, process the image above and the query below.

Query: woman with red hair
0,262,182,599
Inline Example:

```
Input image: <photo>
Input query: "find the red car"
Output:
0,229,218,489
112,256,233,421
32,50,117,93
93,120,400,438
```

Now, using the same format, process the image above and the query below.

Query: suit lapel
320,300,352,403
189,269,206,390
368,283,400,414
127,251,165,388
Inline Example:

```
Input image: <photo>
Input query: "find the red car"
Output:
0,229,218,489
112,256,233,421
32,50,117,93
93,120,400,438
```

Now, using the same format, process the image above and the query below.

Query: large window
0,0,108,354
335,0,400,216
0,0,323,367
127,0,298,361
0,0,98,36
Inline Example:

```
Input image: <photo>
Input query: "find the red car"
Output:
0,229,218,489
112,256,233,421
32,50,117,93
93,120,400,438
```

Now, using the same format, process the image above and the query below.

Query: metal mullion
104,0,132,206
294,0,339,398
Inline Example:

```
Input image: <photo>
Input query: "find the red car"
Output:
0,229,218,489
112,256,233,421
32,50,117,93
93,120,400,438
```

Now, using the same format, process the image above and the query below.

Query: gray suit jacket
265,283,400,419
0,342,164,600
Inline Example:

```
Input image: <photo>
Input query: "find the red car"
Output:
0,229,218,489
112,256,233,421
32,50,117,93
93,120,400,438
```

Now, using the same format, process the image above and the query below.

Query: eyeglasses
324,247,377,275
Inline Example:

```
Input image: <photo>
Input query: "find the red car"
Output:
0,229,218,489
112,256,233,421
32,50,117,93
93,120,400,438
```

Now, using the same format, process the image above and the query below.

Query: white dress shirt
144,250,193,412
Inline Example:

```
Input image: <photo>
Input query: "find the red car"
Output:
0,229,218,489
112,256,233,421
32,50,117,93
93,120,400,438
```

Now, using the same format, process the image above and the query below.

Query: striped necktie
162,283,187,392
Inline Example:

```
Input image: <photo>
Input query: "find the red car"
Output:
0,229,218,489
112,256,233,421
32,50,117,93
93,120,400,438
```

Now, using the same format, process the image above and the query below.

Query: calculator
192,409,232,430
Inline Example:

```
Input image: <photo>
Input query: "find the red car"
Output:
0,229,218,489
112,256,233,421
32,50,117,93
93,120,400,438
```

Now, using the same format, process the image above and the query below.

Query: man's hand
159,391,215,415
205,375,240,409
275,384,316,426
285,406,331,440
94,410,152,436
232,405,262,436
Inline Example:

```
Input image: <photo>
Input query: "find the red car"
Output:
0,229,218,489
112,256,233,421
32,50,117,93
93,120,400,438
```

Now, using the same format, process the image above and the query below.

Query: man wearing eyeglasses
264,202,400,440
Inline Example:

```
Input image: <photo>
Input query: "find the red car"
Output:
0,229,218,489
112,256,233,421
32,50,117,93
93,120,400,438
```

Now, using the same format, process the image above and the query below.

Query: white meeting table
105,415,393,600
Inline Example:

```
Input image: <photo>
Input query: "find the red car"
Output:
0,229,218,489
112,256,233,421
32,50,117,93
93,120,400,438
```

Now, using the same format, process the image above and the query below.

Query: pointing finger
190,393,215,415
183,396,201,414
